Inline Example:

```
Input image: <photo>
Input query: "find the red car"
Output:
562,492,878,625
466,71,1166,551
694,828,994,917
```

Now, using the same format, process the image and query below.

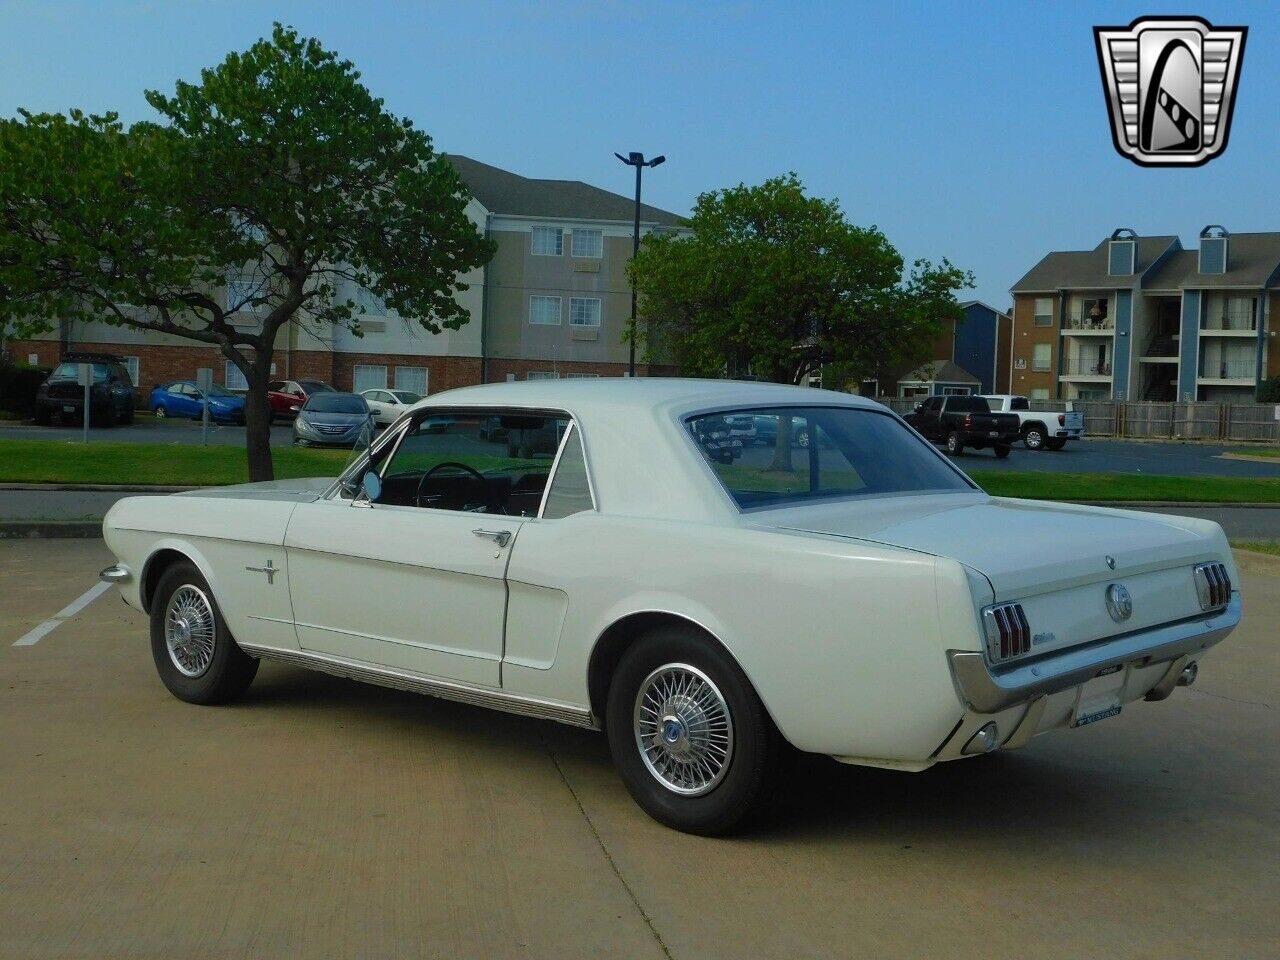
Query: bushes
1256,376,1280,404
0,360,52,419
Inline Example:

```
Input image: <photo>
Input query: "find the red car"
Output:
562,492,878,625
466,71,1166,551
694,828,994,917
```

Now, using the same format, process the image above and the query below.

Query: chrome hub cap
634,663,734,796
165,585,215,677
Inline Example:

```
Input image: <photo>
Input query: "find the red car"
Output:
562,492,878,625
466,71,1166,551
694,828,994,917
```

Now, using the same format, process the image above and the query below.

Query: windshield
305,393,367,414
946,397,991,412
688,406,972,510
206,384,236,398
52,362,107,382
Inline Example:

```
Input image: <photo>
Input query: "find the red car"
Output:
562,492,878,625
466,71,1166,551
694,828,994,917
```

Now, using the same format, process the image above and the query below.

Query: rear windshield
945,397,991,412
306,393,366,414
299,380,334,393
687,406,972,510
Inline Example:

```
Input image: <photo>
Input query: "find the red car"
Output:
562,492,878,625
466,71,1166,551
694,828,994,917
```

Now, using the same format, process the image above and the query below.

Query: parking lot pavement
1,539,1276,959
0,416,298,446
945,437,1280,477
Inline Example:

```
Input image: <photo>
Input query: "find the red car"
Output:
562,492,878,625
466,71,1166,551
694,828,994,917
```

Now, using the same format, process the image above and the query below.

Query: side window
542,425,594,519
373,411,570,516
268,381,285,392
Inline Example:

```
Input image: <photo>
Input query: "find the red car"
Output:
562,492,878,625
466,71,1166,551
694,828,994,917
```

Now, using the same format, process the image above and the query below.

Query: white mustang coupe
100,379,1241,834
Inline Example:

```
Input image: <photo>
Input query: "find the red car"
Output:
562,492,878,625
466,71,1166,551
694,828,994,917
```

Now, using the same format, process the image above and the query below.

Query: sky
1,1,1275,308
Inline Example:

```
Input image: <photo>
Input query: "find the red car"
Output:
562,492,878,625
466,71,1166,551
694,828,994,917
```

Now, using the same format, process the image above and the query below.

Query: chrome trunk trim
237,643,597,729
948,593,1241,714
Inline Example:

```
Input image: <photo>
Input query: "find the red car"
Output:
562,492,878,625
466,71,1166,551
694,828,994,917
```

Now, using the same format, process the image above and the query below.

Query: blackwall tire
946,432,964,456
150,560,258,705
606,625,788,835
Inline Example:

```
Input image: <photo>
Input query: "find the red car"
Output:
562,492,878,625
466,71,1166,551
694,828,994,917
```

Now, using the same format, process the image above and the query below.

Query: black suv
34,353,136,426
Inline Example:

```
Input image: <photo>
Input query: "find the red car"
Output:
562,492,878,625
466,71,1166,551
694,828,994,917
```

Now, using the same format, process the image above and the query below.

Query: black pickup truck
903,395,1021,458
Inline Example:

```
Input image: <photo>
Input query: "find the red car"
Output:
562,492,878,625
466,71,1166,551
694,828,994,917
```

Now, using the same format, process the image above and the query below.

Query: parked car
904,395,1021,457
292,392,375,447
361,388,422,426
149,381,246,424
99,379,1240,835
979,394,1085,451
33,353,136,427
691,414,743,464
747,413,829,449
267,379,335,422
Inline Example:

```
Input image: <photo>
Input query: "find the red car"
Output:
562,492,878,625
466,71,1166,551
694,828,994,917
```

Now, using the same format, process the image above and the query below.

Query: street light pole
615,151,664,377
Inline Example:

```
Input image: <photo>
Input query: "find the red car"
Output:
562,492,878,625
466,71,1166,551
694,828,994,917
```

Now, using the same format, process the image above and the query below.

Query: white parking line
13,581,113,647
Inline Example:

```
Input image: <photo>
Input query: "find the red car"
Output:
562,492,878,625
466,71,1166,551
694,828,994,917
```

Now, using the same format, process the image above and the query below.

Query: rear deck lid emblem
1106,583,1134,622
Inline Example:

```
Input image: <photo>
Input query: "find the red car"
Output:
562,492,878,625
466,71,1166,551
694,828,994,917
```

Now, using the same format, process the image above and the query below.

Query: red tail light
982,602,1032,662
1058,414,1066,426
963,413,973,429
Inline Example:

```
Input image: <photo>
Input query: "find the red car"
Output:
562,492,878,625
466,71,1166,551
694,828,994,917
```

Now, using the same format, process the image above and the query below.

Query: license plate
63,405,76,413
1072,704,1121,728
988,431,999,437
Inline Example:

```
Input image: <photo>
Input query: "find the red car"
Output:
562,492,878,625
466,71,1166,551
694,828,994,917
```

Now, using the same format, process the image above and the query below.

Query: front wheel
1022,425,1046,450
994,444,1011,459
945,431,964,456
150,560,258,704
606,626,788,835
153,405,167,419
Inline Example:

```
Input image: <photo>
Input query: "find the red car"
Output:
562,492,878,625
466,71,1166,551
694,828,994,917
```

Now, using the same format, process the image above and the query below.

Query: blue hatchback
149,381,246,424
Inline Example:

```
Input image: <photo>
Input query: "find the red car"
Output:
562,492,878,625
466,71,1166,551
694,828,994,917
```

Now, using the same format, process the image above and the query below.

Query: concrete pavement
0,539,1275,959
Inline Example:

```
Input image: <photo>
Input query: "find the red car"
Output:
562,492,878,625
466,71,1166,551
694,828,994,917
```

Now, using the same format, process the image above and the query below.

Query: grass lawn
1232,540,1280,556
967,470,1280,503
1229,448,1280,459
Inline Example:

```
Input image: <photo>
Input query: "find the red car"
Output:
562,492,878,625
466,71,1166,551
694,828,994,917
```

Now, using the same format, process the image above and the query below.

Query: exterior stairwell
1144,334,1178,359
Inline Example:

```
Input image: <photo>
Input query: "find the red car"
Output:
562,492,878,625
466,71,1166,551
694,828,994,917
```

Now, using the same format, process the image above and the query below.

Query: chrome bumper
99,563,132,584
948,593,1241,714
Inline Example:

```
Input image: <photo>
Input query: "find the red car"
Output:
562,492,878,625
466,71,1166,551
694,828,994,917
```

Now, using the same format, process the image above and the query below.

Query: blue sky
1,1,1274,307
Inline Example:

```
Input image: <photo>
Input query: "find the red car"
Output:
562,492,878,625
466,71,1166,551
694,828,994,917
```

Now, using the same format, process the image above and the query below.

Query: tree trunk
242,349,275,482
769,413,795,472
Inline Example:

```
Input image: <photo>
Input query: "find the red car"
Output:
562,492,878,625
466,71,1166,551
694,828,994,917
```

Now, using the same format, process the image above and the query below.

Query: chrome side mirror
360,470,381,503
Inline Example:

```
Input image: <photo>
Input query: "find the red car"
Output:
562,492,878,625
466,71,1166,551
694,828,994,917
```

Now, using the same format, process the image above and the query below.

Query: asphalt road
0,415,299,447
1,539,1275,959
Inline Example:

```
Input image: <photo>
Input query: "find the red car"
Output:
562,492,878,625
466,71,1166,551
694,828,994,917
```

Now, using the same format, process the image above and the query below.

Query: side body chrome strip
238,642,597,729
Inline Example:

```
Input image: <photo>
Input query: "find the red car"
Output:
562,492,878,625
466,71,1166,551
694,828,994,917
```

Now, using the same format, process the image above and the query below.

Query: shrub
1256,376,1280,404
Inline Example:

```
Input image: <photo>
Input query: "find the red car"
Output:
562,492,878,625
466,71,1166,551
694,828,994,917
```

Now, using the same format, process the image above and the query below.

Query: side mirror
360,471,381,503
914,403,923,413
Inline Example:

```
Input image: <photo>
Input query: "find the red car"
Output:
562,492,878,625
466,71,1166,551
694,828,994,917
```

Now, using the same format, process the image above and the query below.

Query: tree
628,174,971,388
0,25,493,480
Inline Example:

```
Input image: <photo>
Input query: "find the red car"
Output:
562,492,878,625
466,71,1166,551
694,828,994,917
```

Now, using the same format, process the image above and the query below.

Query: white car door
283,408,570,687
361,390,390,424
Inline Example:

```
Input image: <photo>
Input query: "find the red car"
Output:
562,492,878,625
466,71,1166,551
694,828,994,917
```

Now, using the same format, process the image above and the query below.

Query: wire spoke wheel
633,663,734,796
164,584,216,678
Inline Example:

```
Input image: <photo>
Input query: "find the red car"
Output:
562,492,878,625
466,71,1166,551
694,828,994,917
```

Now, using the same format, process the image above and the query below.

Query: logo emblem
1105,555,1116,570
1094,16,1247,167
1106,583,1134,623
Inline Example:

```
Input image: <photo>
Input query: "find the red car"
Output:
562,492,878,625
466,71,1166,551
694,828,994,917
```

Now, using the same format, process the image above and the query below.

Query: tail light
1193,562,1231,610
963,413,973,429
982,602,1031,663
1058,414,1066,426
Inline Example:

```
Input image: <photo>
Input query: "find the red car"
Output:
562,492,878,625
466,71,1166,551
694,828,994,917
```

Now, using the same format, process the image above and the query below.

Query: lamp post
615,151,664,377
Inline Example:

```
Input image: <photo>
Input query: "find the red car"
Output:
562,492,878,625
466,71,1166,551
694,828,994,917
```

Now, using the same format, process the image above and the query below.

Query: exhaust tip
1178,661,1199,687
963,722,1000,756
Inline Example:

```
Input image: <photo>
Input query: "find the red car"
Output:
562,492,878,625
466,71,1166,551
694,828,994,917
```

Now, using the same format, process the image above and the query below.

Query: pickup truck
903,395,1021,457
979,394,1085,451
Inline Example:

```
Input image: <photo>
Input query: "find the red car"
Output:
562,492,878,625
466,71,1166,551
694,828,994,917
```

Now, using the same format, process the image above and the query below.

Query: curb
1232,547,1280,578
0,521,102,540
0,483,196,492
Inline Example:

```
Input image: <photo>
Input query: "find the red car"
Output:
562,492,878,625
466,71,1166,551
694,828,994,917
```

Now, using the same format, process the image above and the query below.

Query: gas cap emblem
1106,583,1133,622
1105,555,1117,570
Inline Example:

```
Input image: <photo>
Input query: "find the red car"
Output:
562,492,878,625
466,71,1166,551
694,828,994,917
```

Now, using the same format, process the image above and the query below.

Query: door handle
472,528,512,548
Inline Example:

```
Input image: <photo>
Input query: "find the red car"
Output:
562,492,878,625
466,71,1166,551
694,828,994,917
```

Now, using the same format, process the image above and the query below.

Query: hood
210,395,245,408
174,476,336,503
751,492,1217,599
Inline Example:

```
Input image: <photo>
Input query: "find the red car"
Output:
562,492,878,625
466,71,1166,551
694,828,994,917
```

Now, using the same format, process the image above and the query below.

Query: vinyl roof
446,155,686,226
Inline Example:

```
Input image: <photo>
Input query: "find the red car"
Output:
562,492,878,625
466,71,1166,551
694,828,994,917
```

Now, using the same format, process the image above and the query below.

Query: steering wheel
415,460,487,510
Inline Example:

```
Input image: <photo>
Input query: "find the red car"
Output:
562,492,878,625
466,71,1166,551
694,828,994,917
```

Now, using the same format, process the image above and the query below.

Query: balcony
1061,316,1114,335
1198,360,1257,383
1200,315,1258,336
1061,358,1112,378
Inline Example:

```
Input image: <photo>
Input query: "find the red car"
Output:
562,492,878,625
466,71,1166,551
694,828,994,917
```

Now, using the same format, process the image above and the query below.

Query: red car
266,379,335,422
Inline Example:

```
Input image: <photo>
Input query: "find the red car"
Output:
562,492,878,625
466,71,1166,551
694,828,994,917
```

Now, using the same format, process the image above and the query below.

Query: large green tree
628,174,971,388
0,25,493,480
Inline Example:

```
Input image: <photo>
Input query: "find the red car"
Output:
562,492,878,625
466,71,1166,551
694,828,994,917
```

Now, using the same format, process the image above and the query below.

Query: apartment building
870,300,1013,398
8,155,687,395
1010,228,1280,403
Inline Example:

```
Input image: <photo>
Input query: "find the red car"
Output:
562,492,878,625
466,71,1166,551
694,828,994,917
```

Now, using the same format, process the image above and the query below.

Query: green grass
1232,540,1280,556
1229,448,1280,459
968,470,1280,503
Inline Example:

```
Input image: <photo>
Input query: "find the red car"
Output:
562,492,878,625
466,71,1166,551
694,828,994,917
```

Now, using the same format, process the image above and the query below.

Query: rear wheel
945,431,964,456
33,404,51,425
606,626,787,835
1045,438,1066,451
150,560,258,705
1022,425,1046,450
994,444,1011,459
153,405,167,419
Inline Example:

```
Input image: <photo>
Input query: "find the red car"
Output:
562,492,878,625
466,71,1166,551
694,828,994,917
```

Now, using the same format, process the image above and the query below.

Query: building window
224,361,248,391
1032,344,1052,372
565,373,600,379
1033,297,1053,327
353,364,388,393
570,228,603,259
1030,387,1050,401
121,356,140,388
569,297,602,327
530,296,562,326
527,371,559,380
941,386,971,396
1204,294,1257,332
394,366,428,396
531,226,563,256
226,274,263,312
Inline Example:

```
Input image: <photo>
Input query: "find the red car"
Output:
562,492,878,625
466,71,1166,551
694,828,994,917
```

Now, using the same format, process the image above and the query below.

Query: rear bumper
947,592,1241,713
961,431,1019,445
1054,428,1083,439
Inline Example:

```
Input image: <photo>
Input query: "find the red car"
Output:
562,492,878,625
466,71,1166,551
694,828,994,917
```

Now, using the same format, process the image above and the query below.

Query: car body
34,354,136,426
149,381,246,424
100,379,1241,834
979,394,1086,451
292,392,375,447
361,388,423,426
266,379,335,421
904,395,1022,457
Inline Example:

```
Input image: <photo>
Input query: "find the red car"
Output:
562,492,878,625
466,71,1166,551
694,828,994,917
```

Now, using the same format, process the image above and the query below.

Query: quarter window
571,228,603,259
531,226,563,256
530,296,562,326
541,425,594,519
569,297,602,327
